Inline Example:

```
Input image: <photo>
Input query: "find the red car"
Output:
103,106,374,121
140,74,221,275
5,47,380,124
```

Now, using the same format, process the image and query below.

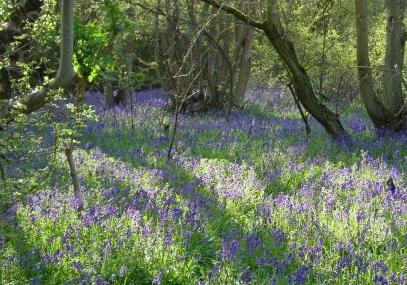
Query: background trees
0,0,406,136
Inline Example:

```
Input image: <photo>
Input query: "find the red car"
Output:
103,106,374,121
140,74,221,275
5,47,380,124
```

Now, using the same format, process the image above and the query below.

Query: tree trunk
55,0,75,87
233,21,254,107
21,0,76,115
383,0,406,122
354,0,406,129
200,0,348,138
104,83,115,107
65,147,83,211
154,0,165,87
263,0,347,137
264,26,346,136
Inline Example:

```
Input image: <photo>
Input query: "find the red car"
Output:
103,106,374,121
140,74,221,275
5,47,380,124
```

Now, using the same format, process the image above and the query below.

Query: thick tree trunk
383,0,406,121
233,22,254,107
0,69,11,100
354,0,389,125
104,83,115,107
55,0,75,87
354,0,406,129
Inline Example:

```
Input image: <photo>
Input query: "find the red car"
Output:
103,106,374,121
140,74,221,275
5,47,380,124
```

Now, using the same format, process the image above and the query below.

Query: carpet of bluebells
1,86,407,284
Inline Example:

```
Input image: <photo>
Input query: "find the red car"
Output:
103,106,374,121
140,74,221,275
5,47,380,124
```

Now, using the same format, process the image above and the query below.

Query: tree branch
199,0,265,30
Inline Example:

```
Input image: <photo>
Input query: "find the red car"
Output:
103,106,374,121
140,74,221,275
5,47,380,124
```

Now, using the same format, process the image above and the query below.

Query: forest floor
1,87,406,284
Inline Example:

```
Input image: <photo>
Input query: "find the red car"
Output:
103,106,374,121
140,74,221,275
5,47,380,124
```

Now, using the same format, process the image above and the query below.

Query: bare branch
199,0,265,30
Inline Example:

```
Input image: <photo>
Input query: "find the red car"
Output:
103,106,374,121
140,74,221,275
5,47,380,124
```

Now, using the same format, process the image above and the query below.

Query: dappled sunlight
2,88,406,284
2,1,407,283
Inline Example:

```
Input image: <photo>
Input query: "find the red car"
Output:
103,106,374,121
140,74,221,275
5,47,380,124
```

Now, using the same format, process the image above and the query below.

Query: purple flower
246,233,262,256
354,254,367,272
239,267,252,283
374,274,388,285
221,239,239,260
73,262,82,271
164,228,173,246
337,256,352,272
152,272,162,285
356,210,365,223
371,260,388,275
103,188,119,199
119,265,128,277
271,228,285,247
326,196,336,210
348,116,367,133
95,276,109,285
68,197,82,211
294,266,309,284
267,168,282,183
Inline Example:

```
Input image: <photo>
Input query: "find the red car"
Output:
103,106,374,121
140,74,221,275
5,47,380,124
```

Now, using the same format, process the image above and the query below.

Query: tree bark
154,0,164,87
233,21,254,107
55,0,75,88
200,0,347,137
383,0,406,121
354,0,406,129
65,147,82,211
264,26,346,136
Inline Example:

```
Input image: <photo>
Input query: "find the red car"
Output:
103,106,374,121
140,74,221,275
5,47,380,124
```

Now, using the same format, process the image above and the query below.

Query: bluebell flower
239,267,252,283
294,266,309,284
152,272,162,285
119,265,128,278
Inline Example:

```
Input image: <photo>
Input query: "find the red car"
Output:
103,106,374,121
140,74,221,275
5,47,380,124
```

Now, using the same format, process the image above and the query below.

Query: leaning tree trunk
200,0,347,138
263,0,347,137
264,27,346,136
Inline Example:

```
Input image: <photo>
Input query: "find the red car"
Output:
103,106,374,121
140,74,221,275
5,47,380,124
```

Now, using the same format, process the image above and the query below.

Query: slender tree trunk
154,0,165,87
288,83,311,136
65,147,82,210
